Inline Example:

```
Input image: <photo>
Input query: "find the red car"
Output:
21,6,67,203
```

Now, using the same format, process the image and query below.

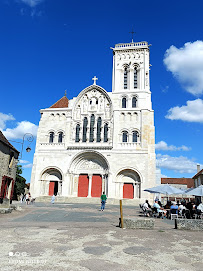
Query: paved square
0,202,202,271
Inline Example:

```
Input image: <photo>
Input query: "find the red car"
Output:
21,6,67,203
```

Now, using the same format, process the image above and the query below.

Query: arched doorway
69,151,109,198
116,169,141,199
41,168,63,196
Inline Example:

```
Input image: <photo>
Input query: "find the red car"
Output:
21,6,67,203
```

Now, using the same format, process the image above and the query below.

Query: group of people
141,199,203,219
20,192,35,205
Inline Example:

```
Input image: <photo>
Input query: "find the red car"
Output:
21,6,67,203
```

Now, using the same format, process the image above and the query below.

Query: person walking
51,194,55,204
101,192,107,211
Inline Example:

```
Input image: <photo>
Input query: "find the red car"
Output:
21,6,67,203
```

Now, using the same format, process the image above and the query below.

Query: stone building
0,131,19,204
30,40,156,203
192,164,203,187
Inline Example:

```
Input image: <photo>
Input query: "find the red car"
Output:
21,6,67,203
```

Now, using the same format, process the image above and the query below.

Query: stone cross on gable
92,76,98,85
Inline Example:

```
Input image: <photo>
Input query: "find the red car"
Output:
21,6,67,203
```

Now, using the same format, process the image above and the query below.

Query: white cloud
19,160,30,164
20,0,43,7
156,141,191,151
0,112,15,130
23,163,33,168
164,41,203,96
156,154,200,174
166,99,203,123
3,121,38,140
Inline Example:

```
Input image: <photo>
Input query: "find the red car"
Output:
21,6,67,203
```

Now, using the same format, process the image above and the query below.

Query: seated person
142,200,152,216
153,200,167,218
197,202,203,213
170,201,178,214
178,201,186,215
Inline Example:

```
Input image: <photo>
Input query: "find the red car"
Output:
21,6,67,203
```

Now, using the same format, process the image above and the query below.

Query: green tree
13,165,26,200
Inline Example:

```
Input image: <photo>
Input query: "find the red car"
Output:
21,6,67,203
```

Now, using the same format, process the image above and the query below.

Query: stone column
133,183,136,199
87,174,92,197
102,175,105,193
58,181,62,196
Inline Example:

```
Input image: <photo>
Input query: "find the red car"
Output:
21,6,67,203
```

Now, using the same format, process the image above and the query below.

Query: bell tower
112,41,150,94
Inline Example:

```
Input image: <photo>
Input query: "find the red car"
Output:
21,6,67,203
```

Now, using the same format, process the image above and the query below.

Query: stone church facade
30,40,156,203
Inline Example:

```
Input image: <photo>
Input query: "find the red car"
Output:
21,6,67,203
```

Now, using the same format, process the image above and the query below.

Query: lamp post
9,133,34,159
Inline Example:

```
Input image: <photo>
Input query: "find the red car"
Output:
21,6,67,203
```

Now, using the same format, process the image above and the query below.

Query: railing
115,42,148,48
119,142,141,148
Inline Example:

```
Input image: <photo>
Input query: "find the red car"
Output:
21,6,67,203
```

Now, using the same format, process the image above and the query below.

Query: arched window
82,117,88,142
124,67,128,89
104,123,108,142
132,131,139,143
96,117,102,142
49,132,54,143
89,114,95,142
122,131,128,142
134,68,137,88
58,132,63,143
75,124,80,142
122,97,127,108
132,97,137,108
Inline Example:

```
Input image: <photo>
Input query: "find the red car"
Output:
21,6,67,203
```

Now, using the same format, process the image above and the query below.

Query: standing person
51,194,55,204
101,192,107,211
25,193,30,205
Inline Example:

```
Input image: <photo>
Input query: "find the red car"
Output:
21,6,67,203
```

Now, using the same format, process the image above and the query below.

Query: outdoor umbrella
185,185,203,196
144,184,185,195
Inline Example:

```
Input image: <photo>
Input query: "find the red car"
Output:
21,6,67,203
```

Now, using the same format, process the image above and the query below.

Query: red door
123,183,134,199
91,175,102,197
78,175,89,197
49,182,55,196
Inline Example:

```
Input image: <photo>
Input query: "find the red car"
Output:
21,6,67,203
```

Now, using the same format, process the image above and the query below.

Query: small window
89,114,95,142
132,97,137,108
96,117,102,142
75,124,80,142
82,117,88,142
49,132,54,143
104,123,108,142
58,132,63,143
133,131,139,143
134,68,137,88
122,131,128,142
124,67,128,89
122,97,127,108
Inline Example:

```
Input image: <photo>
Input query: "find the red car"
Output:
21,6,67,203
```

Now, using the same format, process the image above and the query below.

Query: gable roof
192,169,203,179
161,178,194,188
0,130,20,153
50,96,69,108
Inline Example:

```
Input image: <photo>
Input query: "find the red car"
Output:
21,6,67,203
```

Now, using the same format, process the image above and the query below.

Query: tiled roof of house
50,96,69,108
0,130,20,153
161,178,194,188
192,169,203,179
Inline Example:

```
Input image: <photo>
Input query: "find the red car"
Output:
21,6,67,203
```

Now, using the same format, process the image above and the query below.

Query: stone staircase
35,196,142,206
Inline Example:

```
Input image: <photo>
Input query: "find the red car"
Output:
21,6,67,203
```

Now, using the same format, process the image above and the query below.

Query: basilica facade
30,40,156,202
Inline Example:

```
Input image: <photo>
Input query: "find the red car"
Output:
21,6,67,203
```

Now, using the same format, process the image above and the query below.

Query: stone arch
40,167,63,196
69,151,109,175
116,168,142,199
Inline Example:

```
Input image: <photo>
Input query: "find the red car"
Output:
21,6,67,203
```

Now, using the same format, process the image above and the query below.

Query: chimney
197,164,200,173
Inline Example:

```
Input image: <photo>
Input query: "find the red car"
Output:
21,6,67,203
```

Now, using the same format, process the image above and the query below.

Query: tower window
134,68,138,88
96,117,102,142
122,97,127,108
132,97,137,108
133,131,139,143
82,117,88,142
75,124,80,142
58,132,63,143
89,114,95,142
124,67,128,89
49,132,54,143
122,131,128,142
104,123,108,142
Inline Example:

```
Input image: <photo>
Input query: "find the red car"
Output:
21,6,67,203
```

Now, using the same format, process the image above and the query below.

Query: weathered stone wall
123,218,155,229
176,219,203,231
0,142,18,183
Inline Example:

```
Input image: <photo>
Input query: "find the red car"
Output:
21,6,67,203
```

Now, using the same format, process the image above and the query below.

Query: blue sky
1,0,203,182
